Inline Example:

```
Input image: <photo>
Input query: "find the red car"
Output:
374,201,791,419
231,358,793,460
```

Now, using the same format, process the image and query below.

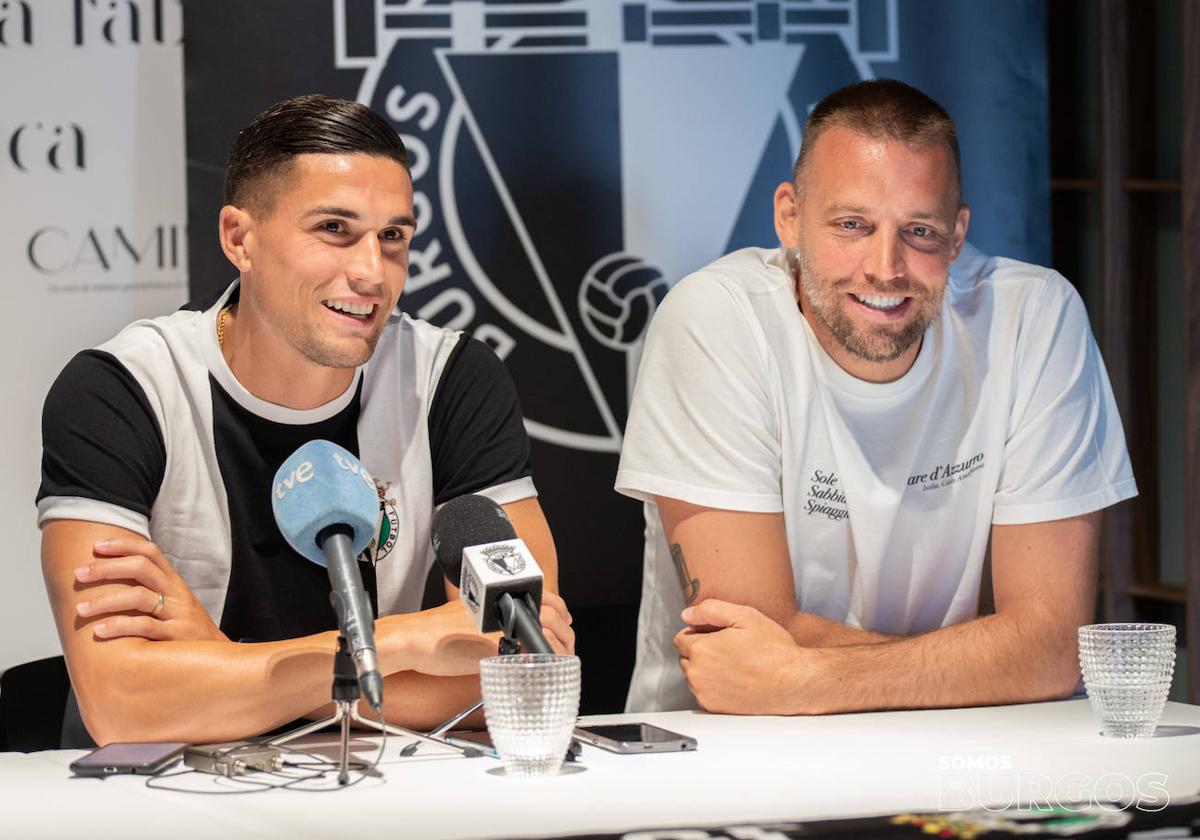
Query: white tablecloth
4,700,1199,839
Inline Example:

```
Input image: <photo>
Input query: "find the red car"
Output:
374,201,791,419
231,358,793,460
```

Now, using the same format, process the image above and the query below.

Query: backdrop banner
0,0,188,670
183,0,1049,711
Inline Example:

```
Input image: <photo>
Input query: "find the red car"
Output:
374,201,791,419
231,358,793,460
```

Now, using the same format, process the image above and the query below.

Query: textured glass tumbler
480,654,581,776
1078,623,1176,738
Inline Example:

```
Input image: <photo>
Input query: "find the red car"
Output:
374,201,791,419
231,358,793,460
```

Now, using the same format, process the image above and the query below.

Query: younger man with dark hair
617,80,1135,714
39,95,573,745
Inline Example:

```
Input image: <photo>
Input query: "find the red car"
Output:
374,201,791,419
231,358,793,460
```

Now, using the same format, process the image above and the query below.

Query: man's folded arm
656,496,893,647
43,519,498,745
676,511,1099,714
816,511,1098,710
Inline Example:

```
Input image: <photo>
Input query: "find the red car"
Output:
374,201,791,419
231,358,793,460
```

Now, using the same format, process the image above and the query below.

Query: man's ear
773,181,802,249
949,203,971,262
219,205,255,273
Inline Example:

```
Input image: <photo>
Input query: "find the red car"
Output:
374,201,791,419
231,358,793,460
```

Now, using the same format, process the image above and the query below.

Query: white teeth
323,300,374,317
853,293,905,310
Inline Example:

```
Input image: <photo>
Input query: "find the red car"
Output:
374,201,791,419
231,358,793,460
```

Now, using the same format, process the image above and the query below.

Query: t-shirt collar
772,247,939,399
199,279,364,425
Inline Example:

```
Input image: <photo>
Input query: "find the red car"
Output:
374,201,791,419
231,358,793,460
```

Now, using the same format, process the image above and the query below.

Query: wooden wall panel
1181,0,1199,702
1099,0,1136,622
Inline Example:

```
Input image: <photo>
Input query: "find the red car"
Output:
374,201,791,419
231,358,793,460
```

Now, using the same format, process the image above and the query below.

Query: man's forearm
785,611,895,647
375,672,484,732
803,609,1080,714
72,611,480,745
311,661,488,733
805,514,1101,714
75,634,343,744
677,516,1099,717
304,672,485,733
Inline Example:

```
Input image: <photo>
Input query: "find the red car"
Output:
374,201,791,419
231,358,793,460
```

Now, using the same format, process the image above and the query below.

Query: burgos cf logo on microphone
336,0,897,452
460,564,482,615
482,543,527,577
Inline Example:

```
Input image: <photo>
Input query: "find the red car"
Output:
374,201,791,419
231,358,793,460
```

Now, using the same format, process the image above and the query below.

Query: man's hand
401,590,576,677
391,601,499,676
675,599,824,716
539,590,575,654
73,537,227,643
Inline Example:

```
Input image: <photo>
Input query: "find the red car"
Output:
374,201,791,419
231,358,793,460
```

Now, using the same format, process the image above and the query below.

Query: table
3,700,1198,839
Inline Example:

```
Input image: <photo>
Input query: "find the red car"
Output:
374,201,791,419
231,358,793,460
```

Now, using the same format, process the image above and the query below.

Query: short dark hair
792,79,961,200
223,94,409,211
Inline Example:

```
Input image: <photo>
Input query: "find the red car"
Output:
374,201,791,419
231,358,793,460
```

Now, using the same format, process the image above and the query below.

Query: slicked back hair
222,94,409,213
792,79,962,202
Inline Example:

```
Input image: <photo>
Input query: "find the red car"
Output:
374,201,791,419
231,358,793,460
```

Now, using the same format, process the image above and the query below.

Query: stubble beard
292,323,385,369
278,306,388,370
795,248,944,364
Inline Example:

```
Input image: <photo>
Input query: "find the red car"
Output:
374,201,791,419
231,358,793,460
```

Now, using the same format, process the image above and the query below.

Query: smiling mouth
851,293,908,311
322,299,378,322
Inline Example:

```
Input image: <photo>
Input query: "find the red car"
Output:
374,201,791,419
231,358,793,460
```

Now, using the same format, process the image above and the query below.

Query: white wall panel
0,0,187,669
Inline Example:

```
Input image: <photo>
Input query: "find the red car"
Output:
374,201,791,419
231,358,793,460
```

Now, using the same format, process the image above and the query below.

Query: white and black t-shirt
616,244,1137,712
38,281,536,645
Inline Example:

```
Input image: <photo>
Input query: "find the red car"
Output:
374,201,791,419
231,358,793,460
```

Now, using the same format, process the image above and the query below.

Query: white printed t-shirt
615,244,1137,712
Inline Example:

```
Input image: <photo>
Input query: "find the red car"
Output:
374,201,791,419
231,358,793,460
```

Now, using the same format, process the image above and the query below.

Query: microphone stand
266,635,479,785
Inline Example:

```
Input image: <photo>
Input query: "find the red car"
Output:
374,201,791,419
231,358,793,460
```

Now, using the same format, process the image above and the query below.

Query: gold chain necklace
216,305,230,349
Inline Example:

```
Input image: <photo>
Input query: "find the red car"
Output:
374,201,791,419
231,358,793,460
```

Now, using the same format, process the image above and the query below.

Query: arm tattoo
671,543,701,605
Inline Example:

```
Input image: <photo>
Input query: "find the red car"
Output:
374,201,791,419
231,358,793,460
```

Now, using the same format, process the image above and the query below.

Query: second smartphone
573,722,697,754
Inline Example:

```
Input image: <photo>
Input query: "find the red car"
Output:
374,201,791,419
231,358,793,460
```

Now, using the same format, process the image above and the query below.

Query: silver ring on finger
151,590,165,617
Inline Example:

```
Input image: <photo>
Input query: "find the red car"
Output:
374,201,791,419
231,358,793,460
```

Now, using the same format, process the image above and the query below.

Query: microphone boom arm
497,592,553,655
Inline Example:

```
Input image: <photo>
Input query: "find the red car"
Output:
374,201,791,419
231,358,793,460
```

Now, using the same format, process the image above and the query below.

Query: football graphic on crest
578,252,670,352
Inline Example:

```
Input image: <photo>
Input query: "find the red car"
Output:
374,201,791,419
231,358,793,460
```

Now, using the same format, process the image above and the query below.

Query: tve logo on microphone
273,459,315,500
274,447,376,501
330,450,376,492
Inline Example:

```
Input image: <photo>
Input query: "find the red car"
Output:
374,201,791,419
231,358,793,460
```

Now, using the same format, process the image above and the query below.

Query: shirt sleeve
428,336,535,507
37,350,167,537
615,271,783,512
992,274,1138,524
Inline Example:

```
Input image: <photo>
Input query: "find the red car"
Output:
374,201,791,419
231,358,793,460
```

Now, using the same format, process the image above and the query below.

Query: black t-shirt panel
37,310,534,650
427,337,533,505
209,376,378,643
37,350,166,521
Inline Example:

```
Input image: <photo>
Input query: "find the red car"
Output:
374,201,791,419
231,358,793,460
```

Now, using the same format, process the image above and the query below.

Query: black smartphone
69,741,189,777
573,722,697,754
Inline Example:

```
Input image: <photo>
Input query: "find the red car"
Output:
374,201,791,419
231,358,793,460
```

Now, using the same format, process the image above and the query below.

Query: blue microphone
271,440,384,711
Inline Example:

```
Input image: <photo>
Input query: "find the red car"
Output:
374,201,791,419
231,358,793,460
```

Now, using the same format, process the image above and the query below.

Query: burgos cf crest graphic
482,543,527,577
335,0,897,452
